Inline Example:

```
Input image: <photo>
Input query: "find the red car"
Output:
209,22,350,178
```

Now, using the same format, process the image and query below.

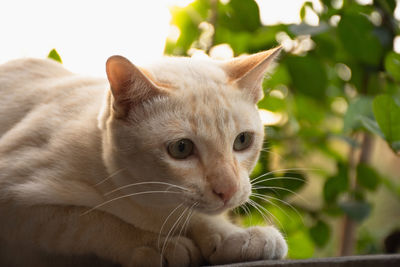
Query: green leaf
258,95,286,111
47,49,62,63
339,200,371,222
323,203,343,217
323,162,349,203
312,33,337,58
287,230,315,259
214,27,252,55
217,0,261,33
338,12,383,66
300,6,306,21
294,96,326,125
359,116,384,138
356,163,380,191
381,176,400,200
385,52,400,81
263,64,291,90
248,26,286,52
373,95,400,152
356,228,380,254
300,2,313,21
367,73,386,95
166,0,209,55
346,62,363,90
343,97,373,133
286,55,328,99
309,220,331,248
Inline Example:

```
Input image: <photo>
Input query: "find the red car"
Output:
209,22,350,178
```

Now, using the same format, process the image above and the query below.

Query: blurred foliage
165,0,400,259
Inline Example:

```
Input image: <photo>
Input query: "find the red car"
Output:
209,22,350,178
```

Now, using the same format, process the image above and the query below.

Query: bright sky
0,0,313,77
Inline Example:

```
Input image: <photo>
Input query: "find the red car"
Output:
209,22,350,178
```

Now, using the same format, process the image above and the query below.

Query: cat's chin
197,207,228,215
195,201,244,215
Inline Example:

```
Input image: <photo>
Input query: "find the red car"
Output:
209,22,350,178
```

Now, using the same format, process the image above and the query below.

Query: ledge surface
210,254,400,267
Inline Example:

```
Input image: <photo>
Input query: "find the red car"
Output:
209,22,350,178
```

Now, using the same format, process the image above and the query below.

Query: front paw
209,226,287,264
159,236,203,267
129,236,202,267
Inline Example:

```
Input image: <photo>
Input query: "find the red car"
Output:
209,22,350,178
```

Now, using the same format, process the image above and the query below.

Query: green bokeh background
164,0,400,259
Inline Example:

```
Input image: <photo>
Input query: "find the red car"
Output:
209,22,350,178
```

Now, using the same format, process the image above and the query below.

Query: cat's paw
129,237,202,267
159,236,203,267
162,236,203,267
208,226,287,264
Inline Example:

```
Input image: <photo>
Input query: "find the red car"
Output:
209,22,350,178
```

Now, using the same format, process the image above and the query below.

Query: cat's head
99,47,281,214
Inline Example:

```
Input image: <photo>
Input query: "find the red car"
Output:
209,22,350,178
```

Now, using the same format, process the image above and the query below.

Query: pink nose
212,184,237,204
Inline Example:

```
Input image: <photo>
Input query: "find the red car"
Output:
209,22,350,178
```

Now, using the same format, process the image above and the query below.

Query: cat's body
0,49,287,266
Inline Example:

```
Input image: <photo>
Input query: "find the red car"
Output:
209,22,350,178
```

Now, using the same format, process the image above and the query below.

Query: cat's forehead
146,57,228,90
138,57,263,140
146,57,255,108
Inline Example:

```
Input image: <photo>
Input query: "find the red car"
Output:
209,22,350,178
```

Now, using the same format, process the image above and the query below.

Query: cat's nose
212,184,237,204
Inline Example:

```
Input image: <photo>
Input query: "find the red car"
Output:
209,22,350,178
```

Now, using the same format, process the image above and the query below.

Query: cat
0,46,287,267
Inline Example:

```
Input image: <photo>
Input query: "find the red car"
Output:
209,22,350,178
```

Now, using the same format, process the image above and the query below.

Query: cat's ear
106,55,166,118
223,46,282,103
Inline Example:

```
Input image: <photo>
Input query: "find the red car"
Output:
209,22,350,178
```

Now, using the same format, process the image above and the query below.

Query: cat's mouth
195,203,226,215
190,197,246,215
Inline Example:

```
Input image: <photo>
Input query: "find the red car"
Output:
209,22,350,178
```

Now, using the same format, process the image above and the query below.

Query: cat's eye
233,132,253,151
167,139,194,159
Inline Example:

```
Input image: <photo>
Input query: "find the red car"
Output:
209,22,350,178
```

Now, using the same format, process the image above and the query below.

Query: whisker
183,203,198,235
178,203,196,239
158,203,184,249
242,203,252,218
247,199,272,225
174,202,197,255
248,199,285,234
232,208,238,215
252,176,307,187
252,185,309,203
251,193,291,220
81,191,180,216
104,181,188,196
160,206,189,266
252,176,306,185
239,203,252,224
93,168,125,187
253,184,282,196
251,167,319,184
252,193,304,224
252,177,308,195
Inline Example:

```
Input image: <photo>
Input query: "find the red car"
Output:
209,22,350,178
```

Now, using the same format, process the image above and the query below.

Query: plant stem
339,133,374,255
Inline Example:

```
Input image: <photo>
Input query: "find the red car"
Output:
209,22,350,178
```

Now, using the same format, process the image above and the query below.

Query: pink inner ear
223,46,282,103
105,55,171,118
224,52,271,83
225,46,282,84
106,56,135,97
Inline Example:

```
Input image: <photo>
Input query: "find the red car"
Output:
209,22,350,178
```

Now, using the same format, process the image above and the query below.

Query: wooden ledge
210,254,400,267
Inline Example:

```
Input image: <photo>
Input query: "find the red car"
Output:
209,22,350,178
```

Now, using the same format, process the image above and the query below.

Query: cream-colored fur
0,48,287,267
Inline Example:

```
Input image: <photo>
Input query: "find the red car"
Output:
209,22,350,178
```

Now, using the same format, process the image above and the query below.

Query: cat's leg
0,203,202,267
187,213,287,265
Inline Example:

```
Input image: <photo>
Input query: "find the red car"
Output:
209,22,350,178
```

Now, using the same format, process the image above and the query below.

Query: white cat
0,47,287,266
